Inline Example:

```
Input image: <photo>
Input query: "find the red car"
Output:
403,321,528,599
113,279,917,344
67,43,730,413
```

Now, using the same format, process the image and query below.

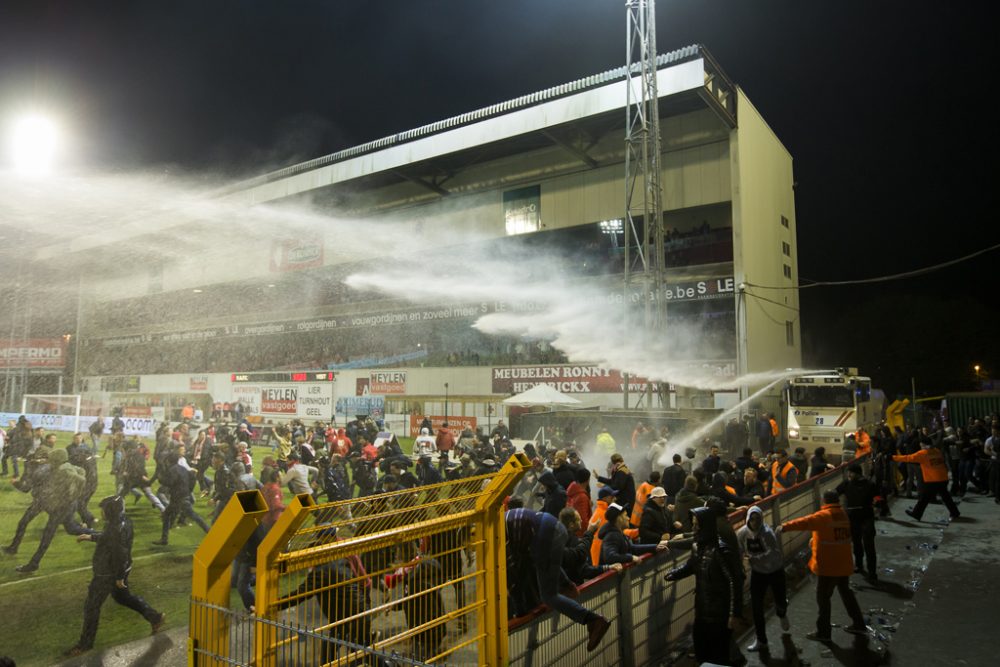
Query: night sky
1,1,995,396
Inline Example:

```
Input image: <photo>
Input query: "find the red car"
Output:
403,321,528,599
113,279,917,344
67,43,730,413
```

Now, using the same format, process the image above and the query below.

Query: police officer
64,496,165,656
836,463,878,581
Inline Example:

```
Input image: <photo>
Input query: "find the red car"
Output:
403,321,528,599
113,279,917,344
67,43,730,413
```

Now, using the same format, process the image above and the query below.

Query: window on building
783,264,792,279
786,321,794,346
780,215,789,228
782,241,791,256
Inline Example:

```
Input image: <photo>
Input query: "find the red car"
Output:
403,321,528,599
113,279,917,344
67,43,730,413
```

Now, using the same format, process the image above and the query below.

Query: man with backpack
3,448,92,572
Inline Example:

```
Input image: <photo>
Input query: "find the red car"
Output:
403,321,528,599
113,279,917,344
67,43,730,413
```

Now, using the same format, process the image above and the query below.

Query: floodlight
9,114,59,174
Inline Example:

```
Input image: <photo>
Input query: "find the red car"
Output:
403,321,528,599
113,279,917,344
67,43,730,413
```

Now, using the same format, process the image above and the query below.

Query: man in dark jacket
64,496,165,656
595,453,636,512
599,503,667,565
5,448,92,573
661,454,687,498
558,508,621,584
152,454,209,545
836,463,878,581
666,505,743,666
638,486,674,543
538,471,567,517
272,558,381,665
505,508,611,651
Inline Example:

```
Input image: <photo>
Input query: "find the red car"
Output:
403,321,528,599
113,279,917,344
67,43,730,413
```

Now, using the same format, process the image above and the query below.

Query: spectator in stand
631,471,660,529
595,427,616,457
757,415,772,453
734,447,756,474
673,476,702,533
594,453,636,513
638,486,674,543
662,454,687,498
538,471,567,517
490,419,510,441
808,447,833,478
741,468,766,499
789,447,809,479
769,449,798,495
505,508,611,652
435,422,455,460
702,444,721,476
566,468,592,533
681,446,696,475
599,503,668,565
551,449,579,490
724,418,746,458
559,508,622,584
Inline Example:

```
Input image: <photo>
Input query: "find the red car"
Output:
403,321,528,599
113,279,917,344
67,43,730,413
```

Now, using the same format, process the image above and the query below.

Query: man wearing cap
599,503,668,565
638,486,673,544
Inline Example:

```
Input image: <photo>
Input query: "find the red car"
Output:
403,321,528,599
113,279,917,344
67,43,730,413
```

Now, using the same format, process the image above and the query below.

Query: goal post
21,394,83,433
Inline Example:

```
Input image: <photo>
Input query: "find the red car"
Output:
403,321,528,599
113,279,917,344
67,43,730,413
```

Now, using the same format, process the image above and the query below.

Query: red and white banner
0,338,67,368
409,415,476,439
492,365,651,394
261,388,297,415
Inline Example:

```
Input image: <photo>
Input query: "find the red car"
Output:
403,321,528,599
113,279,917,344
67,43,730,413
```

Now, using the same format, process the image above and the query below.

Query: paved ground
734,492,998,667
52,492,999,666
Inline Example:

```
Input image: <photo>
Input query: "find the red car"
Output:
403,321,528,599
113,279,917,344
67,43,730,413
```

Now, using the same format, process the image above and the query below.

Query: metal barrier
190,454,529,666
507,455,863,666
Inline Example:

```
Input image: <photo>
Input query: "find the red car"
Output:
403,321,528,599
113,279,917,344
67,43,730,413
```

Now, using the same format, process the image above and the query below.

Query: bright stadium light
9,114,59,175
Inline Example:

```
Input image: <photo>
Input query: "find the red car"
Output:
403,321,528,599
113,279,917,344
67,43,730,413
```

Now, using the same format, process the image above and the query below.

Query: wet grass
0,432,414,667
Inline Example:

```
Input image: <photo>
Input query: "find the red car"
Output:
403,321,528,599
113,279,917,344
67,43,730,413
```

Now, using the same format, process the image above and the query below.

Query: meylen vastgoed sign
0,338,67,368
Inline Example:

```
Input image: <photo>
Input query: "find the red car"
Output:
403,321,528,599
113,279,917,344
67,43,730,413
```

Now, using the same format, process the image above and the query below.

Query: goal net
21,394,83,433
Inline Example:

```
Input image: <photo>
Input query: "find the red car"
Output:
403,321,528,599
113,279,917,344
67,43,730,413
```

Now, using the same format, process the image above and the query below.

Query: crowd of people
0,408,996,664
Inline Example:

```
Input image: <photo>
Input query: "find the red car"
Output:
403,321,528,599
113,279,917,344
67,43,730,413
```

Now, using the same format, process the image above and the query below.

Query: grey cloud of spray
346,255,814,393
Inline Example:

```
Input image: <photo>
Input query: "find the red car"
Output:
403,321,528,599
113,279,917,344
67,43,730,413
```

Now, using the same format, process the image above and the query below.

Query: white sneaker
780,615,790,632
747,639,767,652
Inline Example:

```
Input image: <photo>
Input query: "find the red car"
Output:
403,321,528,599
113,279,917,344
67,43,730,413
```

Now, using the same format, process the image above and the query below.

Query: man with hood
64,496,165,656
737,506,789,652
5,448,91,573
538,471,567,517
665,505,743,665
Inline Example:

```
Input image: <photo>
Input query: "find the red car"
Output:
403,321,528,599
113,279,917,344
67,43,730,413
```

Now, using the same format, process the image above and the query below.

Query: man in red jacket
566,468,592,534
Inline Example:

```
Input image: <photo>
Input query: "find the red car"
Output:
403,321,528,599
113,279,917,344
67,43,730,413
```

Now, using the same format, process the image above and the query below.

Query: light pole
444,382,449,422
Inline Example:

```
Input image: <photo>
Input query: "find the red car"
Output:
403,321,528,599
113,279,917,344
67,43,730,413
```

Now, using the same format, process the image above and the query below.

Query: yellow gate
190,454,528,666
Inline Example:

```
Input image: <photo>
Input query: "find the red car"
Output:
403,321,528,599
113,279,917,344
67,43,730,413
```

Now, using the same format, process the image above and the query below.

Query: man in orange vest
630,471,660,528
854,428,872,458
893,440,960,520
780,490,867,642
770,449,798,495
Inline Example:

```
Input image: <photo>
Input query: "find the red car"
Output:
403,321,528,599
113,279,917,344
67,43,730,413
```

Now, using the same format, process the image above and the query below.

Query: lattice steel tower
623,0,665,409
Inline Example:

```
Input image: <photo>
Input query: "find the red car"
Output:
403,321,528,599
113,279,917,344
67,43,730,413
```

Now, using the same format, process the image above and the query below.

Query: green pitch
0,432,414,667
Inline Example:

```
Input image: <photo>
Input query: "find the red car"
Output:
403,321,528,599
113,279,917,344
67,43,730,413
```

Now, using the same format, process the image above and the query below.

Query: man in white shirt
280,452,318,495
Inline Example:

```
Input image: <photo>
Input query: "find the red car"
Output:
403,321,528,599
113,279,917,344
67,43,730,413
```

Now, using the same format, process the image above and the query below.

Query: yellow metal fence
189,454,528,666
